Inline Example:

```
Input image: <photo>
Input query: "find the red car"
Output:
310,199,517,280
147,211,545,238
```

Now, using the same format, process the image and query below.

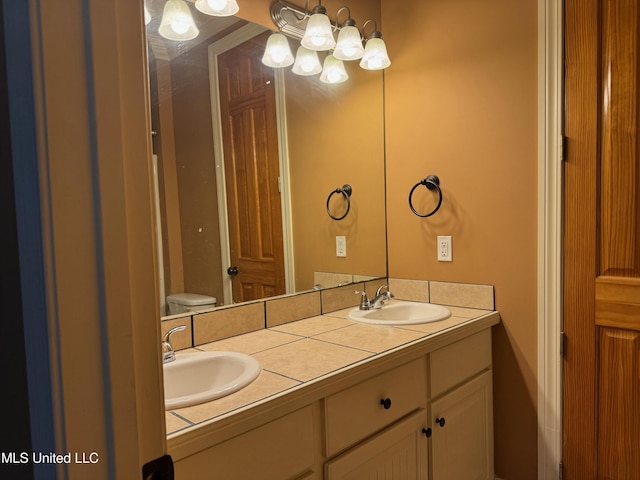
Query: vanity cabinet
428,329,494,480
170,322,497,480
324,329,493,480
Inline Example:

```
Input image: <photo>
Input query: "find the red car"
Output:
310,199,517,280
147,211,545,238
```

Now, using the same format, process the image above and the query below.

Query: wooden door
217,33,286,303
564,0,640,478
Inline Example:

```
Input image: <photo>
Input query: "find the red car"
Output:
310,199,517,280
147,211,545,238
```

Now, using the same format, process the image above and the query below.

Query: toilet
166,293,217,315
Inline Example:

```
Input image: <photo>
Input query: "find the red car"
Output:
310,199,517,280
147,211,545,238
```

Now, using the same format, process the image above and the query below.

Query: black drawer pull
435,417,446,427
422,427,432,438
380,398,392,410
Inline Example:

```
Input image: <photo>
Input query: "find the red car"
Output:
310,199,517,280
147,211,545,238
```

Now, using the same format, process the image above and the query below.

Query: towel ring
408,175,443,217
326,184,352,221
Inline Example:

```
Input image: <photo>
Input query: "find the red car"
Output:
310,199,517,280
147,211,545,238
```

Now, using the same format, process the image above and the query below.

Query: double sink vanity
162,279,499,479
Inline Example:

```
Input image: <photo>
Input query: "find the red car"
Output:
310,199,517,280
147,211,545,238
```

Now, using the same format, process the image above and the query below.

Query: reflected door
218,33,286,303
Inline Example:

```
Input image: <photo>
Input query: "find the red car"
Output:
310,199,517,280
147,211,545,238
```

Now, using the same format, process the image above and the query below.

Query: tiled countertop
165,301,499,437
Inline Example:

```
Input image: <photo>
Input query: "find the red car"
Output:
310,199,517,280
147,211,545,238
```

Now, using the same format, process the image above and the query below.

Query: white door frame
208,25,295,305
537,0,563,478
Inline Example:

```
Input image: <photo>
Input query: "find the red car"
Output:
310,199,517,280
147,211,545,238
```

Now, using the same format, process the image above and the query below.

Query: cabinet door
173,406,315,479
430,370,493,480
325,410,428,480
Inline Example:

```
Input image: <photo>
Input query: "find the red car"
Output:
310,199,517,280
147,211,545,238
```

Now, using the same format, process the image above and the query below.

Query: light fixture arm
335,6,355,28
361,19,383,39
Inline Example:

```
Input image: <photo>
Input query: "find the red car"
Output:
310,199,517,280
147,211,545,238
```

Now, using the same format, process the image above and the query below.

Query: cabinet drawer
174,406,315,480
430,329,491,398
325,358,427,456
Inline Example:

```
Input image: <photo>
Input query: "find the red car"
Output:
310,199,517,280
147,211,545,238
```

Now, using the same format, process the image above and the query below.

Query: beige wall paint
171,41,224,302
154,0,539,475
285,62,386,291
382,0,538,477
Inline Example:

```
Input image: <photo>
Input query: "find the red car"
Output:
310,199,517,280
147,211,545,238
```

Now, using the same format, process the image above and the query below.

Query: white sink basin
163,351,261,410
348,301,451,325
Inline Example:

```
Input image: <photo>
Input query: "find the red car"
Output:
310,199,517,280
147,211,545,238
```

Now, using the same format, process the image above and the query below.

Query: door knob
422,427,432,438
380,398,392,410
227,266,239,276
435,417,446,427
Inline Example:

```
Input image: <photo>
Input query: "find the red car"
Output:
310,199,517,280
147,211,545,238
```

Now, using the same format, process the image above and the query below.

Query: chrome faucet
162,325,186,364
371,285,394,308
356,285,395,310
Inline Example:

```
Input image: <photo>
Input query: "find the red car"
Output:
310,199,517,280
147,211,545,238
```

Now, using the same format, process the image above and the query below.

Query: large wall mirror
145,1,387,317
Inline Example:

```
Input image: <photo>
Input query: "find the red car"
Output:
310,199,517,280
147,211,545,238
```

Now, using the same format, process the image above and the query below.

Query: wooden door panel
218,32,285,303
597,328,640,479
599,0,640,277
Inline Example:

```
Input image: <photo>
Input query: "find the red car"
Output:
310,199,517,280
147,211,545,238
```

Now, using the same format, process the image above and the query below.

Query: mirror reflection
145,2,386,316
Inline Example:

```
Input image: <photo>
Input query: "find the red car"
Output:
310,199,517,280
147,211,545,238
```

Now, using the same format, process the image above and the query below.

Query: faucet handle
162,325,186,363
355,290,370,310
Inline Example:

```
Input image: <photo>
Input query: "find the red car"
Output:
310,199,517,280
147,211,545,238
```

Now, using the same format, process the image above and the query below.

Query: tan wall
171,41,224,302
155,0,539,475
382,0,539,477
285,61,386,291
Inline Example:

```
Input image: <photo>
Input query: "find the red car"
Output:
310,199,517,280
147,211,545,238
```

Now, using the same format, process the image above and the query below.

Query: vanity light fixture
292,46,322,75
194,0,240,17
263,0,391,80
158,0,200,41
300,1,336,51
359,20,391,70
262,33,295,68
319,54,348,84
333,7,364,61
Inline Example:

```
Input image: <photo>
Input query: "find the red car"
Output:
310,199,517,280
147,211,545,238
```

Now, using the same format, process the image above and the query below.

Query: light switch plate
336,236,347,257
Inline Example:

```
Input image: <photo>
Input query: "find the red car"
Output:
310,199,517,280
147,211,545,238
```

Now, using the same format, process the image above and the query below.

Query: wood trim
563,0,600,477
595,276,640,331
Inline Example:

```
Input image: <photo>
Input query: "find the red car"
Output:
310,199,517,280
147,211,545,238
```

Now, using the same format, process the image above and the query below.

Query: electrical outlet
336,236,347,257
437,236,452,262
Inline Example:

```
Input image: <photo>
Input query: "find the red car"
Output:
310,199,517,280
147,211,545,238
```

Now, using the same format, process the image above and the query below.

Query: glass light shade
320,55,348,84
158,0,199,41
360,37,391,70
261,33,294,68
301,13,336,51
334,25,364,61
292,46,322,76
195,0,239,17
144,3,151,25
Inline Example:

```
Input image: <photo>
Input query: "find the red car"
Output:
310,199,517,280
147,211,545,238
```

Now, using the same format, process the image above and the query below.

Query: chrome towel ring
408,175,443,217
326,184,352,221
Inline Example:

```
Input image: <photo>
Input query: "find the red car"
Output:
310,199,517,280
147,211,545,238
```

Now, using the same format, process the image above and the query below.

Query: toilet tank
166,293,217,315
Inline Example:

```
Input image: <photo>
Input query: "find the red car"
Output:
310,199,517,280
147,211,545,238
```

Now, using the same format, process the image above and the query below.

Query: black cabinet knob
422,427,432,438
435,417,446,427
380,398,392,410
227,266,239,276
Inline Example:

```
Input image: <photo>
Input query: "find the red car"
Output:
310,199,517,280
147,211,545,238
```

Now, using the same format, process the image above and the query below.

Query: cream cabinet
325,410,428,480
428,329,494,480
324,328,494,480
173,406,316,480
172,326,495,480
